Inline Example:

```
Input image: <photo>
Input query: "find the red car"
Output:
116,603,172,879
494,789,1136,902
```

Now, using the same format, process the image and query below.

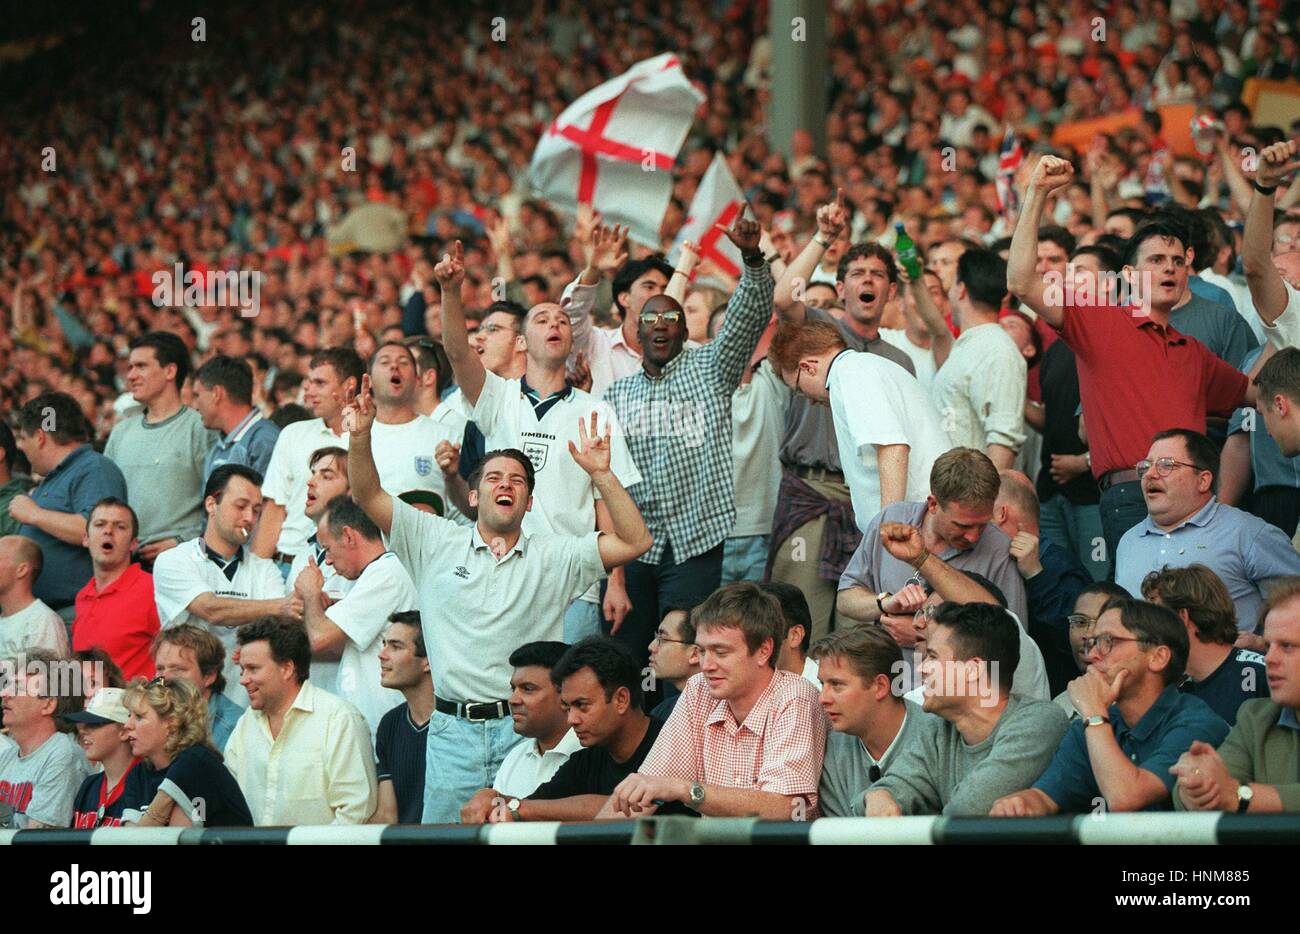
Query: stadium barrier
2,813,1297,845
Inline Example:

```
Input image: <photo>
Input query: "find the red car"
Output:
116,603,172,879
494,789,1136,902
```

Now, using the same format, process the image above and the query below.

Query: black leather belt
435,697,511,721
272,551,298,565
1100,468,1140,490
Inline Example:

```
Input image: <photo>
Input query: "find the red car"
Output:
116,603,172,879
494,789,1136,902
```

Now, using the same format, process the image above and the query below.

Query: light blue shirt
1116,498,1300,632
203,409,281,485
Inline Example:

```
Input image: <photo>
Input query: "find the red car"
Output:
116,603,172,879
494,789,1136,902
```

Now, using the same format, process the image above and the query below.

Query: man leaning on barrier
603,582,825,820
992,598,1230,816
1172,577,1300,813
863,603,1068,817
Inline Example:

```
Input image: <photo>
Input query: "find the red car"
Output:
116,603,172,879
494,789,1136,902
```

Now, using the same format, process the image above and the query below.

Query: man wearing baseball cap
67,687,140,828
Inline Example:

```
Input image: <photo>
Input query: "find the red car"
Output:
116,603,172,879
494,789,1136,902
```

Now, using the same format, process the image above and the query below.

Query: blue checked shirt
605,260,774,565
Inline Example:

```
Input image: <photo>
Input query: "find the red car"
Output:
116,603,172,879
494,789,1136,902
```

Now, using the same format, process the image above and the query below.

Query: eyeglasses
1080,633,1151,657
652,630,692,646
1135,457,1199,478
912,605,938,623
480,323,519,336
1067,613,1097,628
638,310,682,325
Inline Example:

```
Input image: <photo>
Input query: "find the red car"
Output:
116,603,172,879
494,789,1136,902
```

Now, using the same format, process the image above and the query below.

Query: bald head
1275,251,1300,290
994,470,1040,535
0,534,43,594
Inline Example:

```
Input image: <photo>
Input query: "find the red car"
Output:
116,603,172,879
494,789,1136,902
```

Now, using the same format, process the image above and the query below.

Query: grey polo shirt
779,306,916,471
19,445,128,609
838,500,1029,626
1171,290,1258,370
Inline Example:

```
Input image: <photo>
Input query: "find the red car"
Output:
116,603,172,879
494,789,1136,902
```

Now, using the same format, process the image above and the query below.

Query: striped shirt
638,669,827,812
603,260,774,564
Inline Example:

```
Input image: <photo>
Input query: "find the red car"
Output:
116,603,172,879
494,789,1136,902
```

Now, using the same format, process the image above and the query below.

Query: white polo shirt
326,552,418,741
492,729,583,798
262,413,469,558
469,369,641,602
153,538,287,706
387,498,607,704
826,350,952,534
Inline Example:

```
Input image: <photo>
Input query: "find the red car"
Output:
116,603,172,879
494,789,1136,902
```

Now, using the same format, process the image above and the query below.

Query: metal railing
3,813,1298,845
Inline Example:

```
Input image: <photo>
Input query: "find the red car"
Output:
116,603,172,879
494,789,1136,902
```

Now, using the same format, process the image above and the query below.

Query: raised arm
563,220,628,365
1007,155,1075,329
879,522,1001,604
568,414,652,571
344,375,393,535
436,240,486,406
773,189,848,320
1215,134,1256,216
665,239,700,306
1243,140,1300,328
899,262,953,367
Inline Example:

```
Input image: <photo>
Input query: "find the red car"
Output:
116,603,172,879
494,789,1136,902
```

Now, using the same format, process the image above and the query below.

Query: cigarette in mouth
237,528,249,540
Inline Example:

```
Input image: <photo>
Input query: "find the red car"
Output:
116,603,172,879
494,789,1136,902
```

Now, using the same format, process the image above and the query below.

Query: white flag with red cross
529,52,704,248
670,151,746,278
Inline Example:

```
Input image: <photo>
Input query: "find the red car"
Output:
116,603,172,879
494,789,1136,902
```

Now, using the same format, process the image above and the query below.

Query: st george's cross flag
669,152,746,278
529,52,705,247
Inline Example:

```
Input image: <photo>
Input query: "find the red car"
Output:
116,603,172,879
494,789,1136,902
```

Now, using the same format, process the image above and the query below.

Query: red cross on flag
670,151,745,278
530,52,704,247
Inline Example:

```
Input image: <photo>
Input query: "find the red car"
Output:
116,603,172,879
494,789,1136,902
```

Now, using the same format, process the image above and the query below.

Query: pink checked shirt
640,669,828,813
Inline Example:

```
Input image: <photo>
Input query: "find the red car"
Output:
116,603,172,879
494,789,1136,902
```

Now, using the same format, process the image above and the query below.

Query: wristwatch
1083,714,1110,729
1236,784,1253,813
688,781,706,810
876,591,893,614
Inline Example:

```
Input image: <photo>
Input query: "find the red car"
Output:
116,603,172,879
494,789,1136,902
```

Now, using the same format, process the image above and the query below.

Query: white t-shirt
826,350,953,534
1261,281,1300,351
929,322,1028,454
492,729,583,799
369,411,467,521
386,498,606,703
879,327,938,397
153,538,287,705
469,370,641,603
326,552,418,741
730,361,791,538
902,613,1050,704
261,418,351,556
0,598,69,659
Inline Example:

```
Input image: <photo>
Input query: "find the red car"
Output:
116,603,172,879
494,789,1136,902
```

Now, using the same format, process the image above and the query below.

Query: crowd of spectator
3,0,1300,829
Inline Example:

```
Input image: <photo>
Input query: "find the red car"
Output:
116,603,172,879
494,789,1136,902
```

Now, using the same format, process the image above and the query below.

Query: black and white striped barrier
3,813,1297,845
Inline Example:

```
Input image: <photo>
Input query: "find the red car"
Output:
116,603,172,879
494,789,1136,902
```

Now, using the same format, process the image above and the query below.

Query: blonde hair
123,677,217,763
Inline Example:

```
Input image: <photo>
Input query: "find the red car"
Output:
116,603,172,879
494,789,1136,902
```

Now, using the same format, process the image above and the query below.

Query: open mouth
389,374,403,389
1159,278,1176,290
858,290,876,305
494,493,514,506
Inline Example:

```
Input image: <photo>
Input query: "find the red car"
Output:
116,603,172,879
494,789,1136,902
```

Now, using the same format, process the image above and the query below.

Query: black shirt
376,702,428,824
71,760,141,828
1179,648,1270,726
123,745,253,827
529,716,664,801
1036,340,1099,505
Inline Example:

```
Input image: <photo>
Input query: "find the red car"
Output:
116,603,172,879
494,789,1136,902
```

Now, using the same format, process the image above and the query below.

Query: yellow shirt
223,680,377,825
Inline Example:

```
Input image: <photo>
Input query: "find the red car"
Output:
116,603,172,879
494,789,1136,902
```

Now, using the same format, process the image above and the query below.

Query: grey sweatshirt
819,700,929,817
870,693,1069,816
105,406,216,544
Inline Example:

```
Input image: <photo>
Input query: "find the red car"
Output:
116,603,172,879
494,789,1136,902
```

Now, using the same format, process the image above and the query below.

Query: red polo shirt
73,563,160,681
1061,303,1248,478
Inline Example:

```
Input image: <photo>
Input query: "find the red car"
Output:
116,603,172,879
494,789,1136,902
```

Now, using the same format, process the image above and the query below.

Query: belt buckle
464,701,492,723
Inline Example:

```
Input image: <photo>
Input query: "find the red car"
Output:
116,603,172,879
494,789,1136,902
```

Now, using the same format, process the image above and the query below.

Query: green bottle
895,222,922,279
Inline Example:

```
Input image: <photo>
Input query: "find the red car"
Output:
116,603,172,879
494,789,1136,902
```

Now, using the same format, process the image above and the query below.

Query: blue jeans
421,712,522,824
564,598,603,643
1099,480,1148,582
721,534,769,584
1038,495,1108,582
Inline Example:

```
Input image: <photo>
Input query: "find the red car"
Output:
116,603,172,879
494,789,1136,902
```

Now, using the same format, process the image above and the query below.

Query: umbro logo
453,566,470,579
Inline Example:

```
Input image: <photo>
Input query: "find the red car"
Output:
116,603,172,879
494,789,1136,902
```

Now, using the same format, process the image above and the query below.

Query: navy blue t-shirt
123,745,252,827
71,760,142,828
376,702,428,824
1179,648,1269,726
